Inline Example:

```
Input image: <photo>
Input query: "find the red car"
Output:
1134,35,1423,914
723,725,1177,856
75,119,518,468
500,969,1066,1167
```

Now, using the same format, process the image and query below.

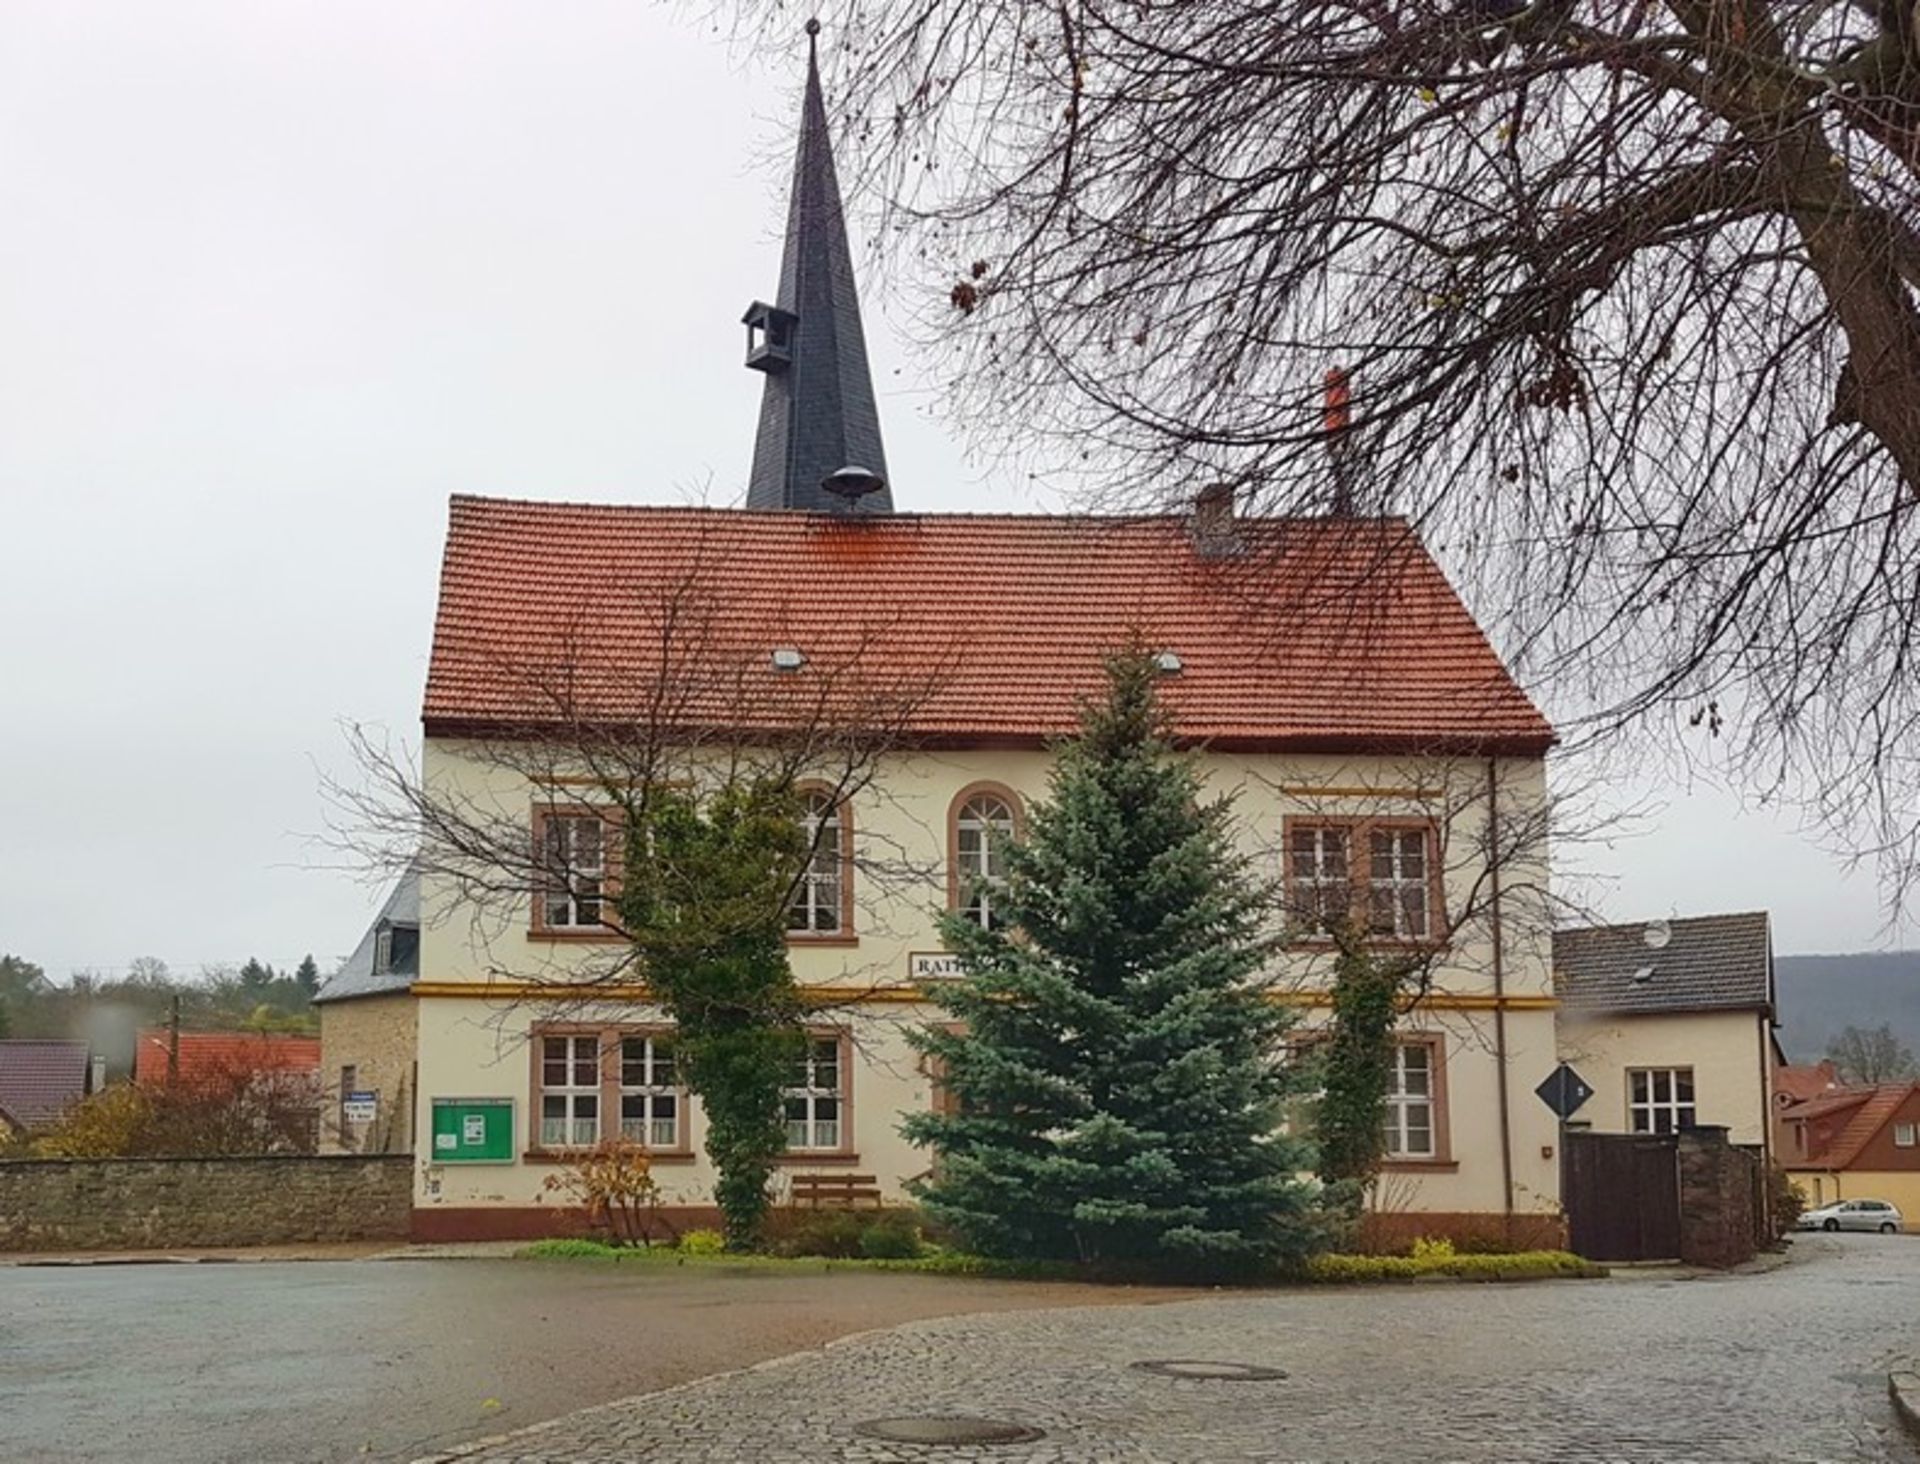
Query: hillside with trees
1775,953,1920,1066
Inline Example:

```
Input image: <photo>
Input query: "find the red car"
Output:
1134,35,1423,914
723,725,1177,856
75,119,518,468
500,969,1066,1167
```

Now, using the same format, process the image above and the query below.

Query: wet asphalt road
0,1258,1164,1464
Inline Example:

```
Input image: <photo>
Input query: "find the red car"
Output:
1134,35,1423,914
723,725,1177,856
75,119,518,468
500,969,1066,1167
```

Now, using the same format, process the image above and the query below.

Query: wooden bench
789,1172,884,1210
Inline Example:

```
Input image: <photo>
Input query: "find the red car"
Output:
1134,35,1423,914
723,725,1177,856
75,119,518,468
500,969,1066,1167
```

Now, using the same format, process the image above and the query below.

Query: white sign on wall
341,1091,378,1126
908,951,965,982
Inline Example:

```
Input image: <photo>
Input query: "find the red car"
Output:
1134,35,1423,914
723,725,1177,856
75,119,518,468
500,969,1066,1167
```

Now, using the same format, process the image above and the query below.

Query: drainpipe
1486,758,1517,1241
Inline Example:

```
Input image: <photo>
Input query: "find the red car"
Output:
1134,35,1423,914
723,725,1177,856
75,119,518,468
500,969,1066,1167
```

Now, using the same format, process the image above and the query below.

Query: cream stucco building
320,35,1571,1248
1552,913,1777,1164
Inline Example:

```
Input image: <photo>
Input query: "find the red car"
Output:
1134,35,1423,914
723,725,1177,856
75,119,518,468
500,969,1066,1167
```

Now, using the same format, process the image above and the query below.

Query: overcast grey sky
0,3,1904,980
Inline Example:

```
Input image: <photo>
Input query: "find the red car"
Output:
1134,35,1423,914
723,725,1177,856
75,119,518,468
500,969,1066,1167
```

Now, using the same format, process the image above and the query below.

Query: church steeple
742,20,892,513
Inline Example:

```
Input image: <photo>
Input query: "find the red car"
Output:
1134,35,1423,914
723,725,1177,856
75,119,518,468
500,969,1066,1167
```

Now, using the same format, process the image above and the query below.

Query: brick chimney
1325,365,1356,515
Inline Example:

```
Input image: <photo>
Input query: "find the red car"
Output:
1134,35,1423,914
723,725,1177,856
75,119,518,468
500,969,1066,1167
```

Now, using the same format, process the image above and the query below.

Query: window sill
528,929,629,945
522,1148,697,1165
1379,1158,1459,1172
785,934,860,949
773,1151,862,1166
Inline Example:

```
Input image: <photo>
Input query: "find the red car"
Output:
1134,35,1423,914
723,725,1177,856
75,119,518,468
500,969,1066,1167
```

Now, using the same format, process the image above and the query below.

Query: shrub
678,1228,727,1257
1769,1166,1807,1240
859,1212,925,1260
774,1210,869,1258
1409,1236,1457,1262
1304,1249,1599,1284
540,1140,669,1247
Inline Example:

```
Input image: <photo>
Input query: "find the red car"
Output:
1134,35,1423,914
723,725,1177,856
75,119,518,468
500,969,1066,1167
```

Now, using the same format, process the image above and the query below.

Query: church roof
743,27,891,513
421,496,1554,754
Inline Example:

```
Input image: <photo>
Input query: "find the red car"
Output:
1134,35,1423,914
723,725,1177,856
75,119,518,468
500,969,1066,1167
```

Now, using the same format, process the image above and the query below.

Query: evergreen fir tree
904,649,1320,1274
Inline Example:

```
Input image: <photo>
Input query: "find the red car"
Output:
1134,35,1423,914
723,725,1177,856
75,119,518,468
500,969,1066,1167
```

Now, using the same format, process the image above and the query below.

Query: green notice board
429,1097,515,1164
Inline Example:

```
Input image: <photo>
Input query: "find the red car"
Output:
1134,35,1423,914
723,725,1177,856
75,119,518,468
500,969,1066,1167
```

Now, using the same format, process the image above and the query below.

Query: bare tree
737,0,1920,906
327,522,958,1241
1825,1021,1919,1083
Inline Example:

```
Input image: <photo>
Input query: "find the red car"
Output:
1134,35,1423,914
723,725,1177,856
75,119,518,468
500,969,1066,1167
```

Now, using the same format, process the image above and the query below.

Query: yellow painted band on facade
407,980,1554,1012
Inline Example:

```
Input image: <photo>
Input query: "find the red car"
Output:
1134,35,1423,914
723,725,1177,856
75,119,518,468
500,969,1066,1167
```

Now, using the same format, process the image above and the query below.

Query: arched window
951,786,1021,930
788,788,849,935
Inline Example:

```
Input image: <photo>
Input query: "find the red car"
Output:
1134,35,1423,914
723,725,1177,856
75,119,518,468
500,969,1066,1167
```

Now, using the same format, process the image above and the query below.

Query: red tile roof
133,1031,321,1087
1775,1062,1841,1105
423,500,1554,753
0,1040,90,1131
1783,1081,1920,1169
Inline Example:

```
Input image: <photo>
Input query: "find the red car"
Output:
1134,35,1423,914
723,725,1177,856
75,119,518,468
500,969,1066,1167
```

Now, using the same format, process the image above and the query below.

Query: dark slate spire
742,21,892,514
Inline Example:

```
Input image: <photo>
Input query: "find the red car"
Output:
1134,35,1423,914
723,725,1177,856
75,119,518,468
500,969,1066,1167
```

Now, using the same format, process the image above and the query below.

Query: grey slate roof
314,867,419,1005
743,31,892,514
0,1039,91,1130
1554,911,1773,1016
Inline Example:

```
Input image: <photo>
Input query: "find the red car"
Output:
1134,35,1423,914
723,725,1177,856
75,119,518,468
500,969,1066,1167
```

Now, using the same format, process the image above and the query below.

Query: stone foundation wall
0,1154,413,1252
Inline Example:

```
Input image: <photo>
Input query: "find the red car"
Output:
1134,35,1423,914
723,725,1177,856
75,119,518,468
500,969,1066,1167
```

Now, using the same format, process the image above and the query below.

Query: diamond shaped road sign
1535,1063,1594,1121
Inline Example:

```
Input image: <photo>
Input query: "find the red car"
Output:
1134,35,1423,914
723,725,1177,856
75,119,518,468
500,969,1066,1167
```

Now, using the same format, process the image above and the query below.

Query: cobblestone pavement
427,1234,1920,1463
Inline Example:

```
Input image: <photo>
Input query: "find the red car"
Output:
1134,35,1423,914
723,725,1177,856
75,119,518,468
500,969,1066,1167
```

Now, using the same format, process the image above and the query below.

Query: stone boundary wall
0,1154,413,1251
1676,1127,1761,1269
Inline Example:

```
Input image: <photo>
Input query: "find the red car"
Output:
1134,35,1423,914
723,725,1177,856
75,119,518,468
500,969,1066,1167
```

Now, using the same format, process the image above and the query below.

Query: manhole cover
853,1416,1045,1446
1132,1359,1289,1381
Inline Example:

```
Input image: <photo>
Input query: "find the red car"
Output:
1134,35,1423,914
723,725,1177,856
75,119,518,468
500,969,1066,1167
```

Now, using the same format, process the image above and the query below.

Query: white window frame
1288,825,1351,926
955,792,1017,930
539,1034,602,1147
1368,827,1431,940
1628,1067,1697,1135
1895,1122,1917,1149
783,1036,844,1151
788,792,844,934
618,1035,681,1149
1383,1042,1436,1158
541,813,607,930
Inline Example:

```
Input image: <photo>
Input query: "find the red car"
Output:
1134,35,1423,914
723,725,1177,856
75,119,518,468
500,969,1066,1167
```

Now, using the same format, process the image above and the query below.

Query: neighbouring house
388,34,1568,1247
0,1039,96,1138
1553,912,1777,1164
1773,1057,1843,1157
133,1030,322,1090
313,869,419,1155
1779,1081,1920,1223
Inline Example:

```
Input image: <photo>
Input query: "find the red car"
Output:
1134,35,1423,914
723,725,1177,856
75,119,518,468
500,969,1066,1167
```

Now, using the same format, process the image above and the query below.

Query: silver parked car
1798,1198,1905,1233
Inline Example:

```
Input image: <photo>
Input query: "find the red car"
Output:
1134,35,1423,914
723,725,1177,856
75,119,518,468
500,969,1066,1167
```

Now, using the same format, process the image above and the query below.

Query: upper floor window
788,789,848,936
1286,819,1437,941
1629,1067,1696,1134
952,787,1020,930
539,811,610,931
783,1036,845,1151
1288,825,1351,926
1895,1122,1916,1149
1368,828,1430,939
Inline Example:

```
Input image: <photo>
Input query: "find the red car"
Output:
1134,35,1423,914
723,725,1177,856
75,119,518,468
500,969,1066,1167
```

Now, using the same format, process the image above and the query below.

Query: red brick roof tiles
133,1031,321,1087
424,499,1554,754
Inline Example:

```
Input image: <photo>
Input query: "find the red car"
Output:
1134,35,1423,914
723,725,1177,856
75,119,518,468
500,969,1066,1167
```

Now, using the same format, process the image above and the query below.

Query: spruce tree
904,649,1319,1274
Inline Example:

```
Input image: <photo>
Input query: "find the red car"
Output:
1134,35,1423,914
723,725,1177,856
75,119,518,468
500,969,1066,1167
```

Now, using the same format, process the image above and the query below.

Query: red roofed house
133,1031,321,1089
381,36,1565,1246
1780,1082,1920,1225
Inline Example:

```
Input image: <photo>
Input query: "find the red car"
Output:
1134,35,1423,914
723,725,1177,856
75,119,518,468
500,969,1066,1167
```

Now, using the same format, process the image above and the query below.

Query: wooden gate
1562,1130,1681,1261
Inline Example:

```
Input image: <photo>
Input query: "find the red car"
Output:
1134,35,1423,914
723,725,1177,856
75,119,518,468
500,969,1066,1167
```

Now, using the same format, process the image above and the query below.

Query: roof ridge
445,492,1414,529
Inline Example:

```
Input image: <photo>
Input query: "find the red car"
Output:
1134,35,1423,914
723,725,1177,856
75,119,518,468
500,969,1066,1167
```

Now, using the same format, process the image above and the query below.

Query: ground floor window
619,1035,679,1148
1383,1042,1436,1158
784,1036,844,1151
1628,1067,1696,1134
539,1034,601,1147
532,1026,690,1153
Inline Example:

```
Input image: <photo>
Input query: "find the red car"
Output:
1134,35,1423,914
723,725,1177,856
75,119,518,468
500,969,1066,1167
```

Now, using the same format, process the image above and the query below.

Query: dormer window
742,301,798,373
